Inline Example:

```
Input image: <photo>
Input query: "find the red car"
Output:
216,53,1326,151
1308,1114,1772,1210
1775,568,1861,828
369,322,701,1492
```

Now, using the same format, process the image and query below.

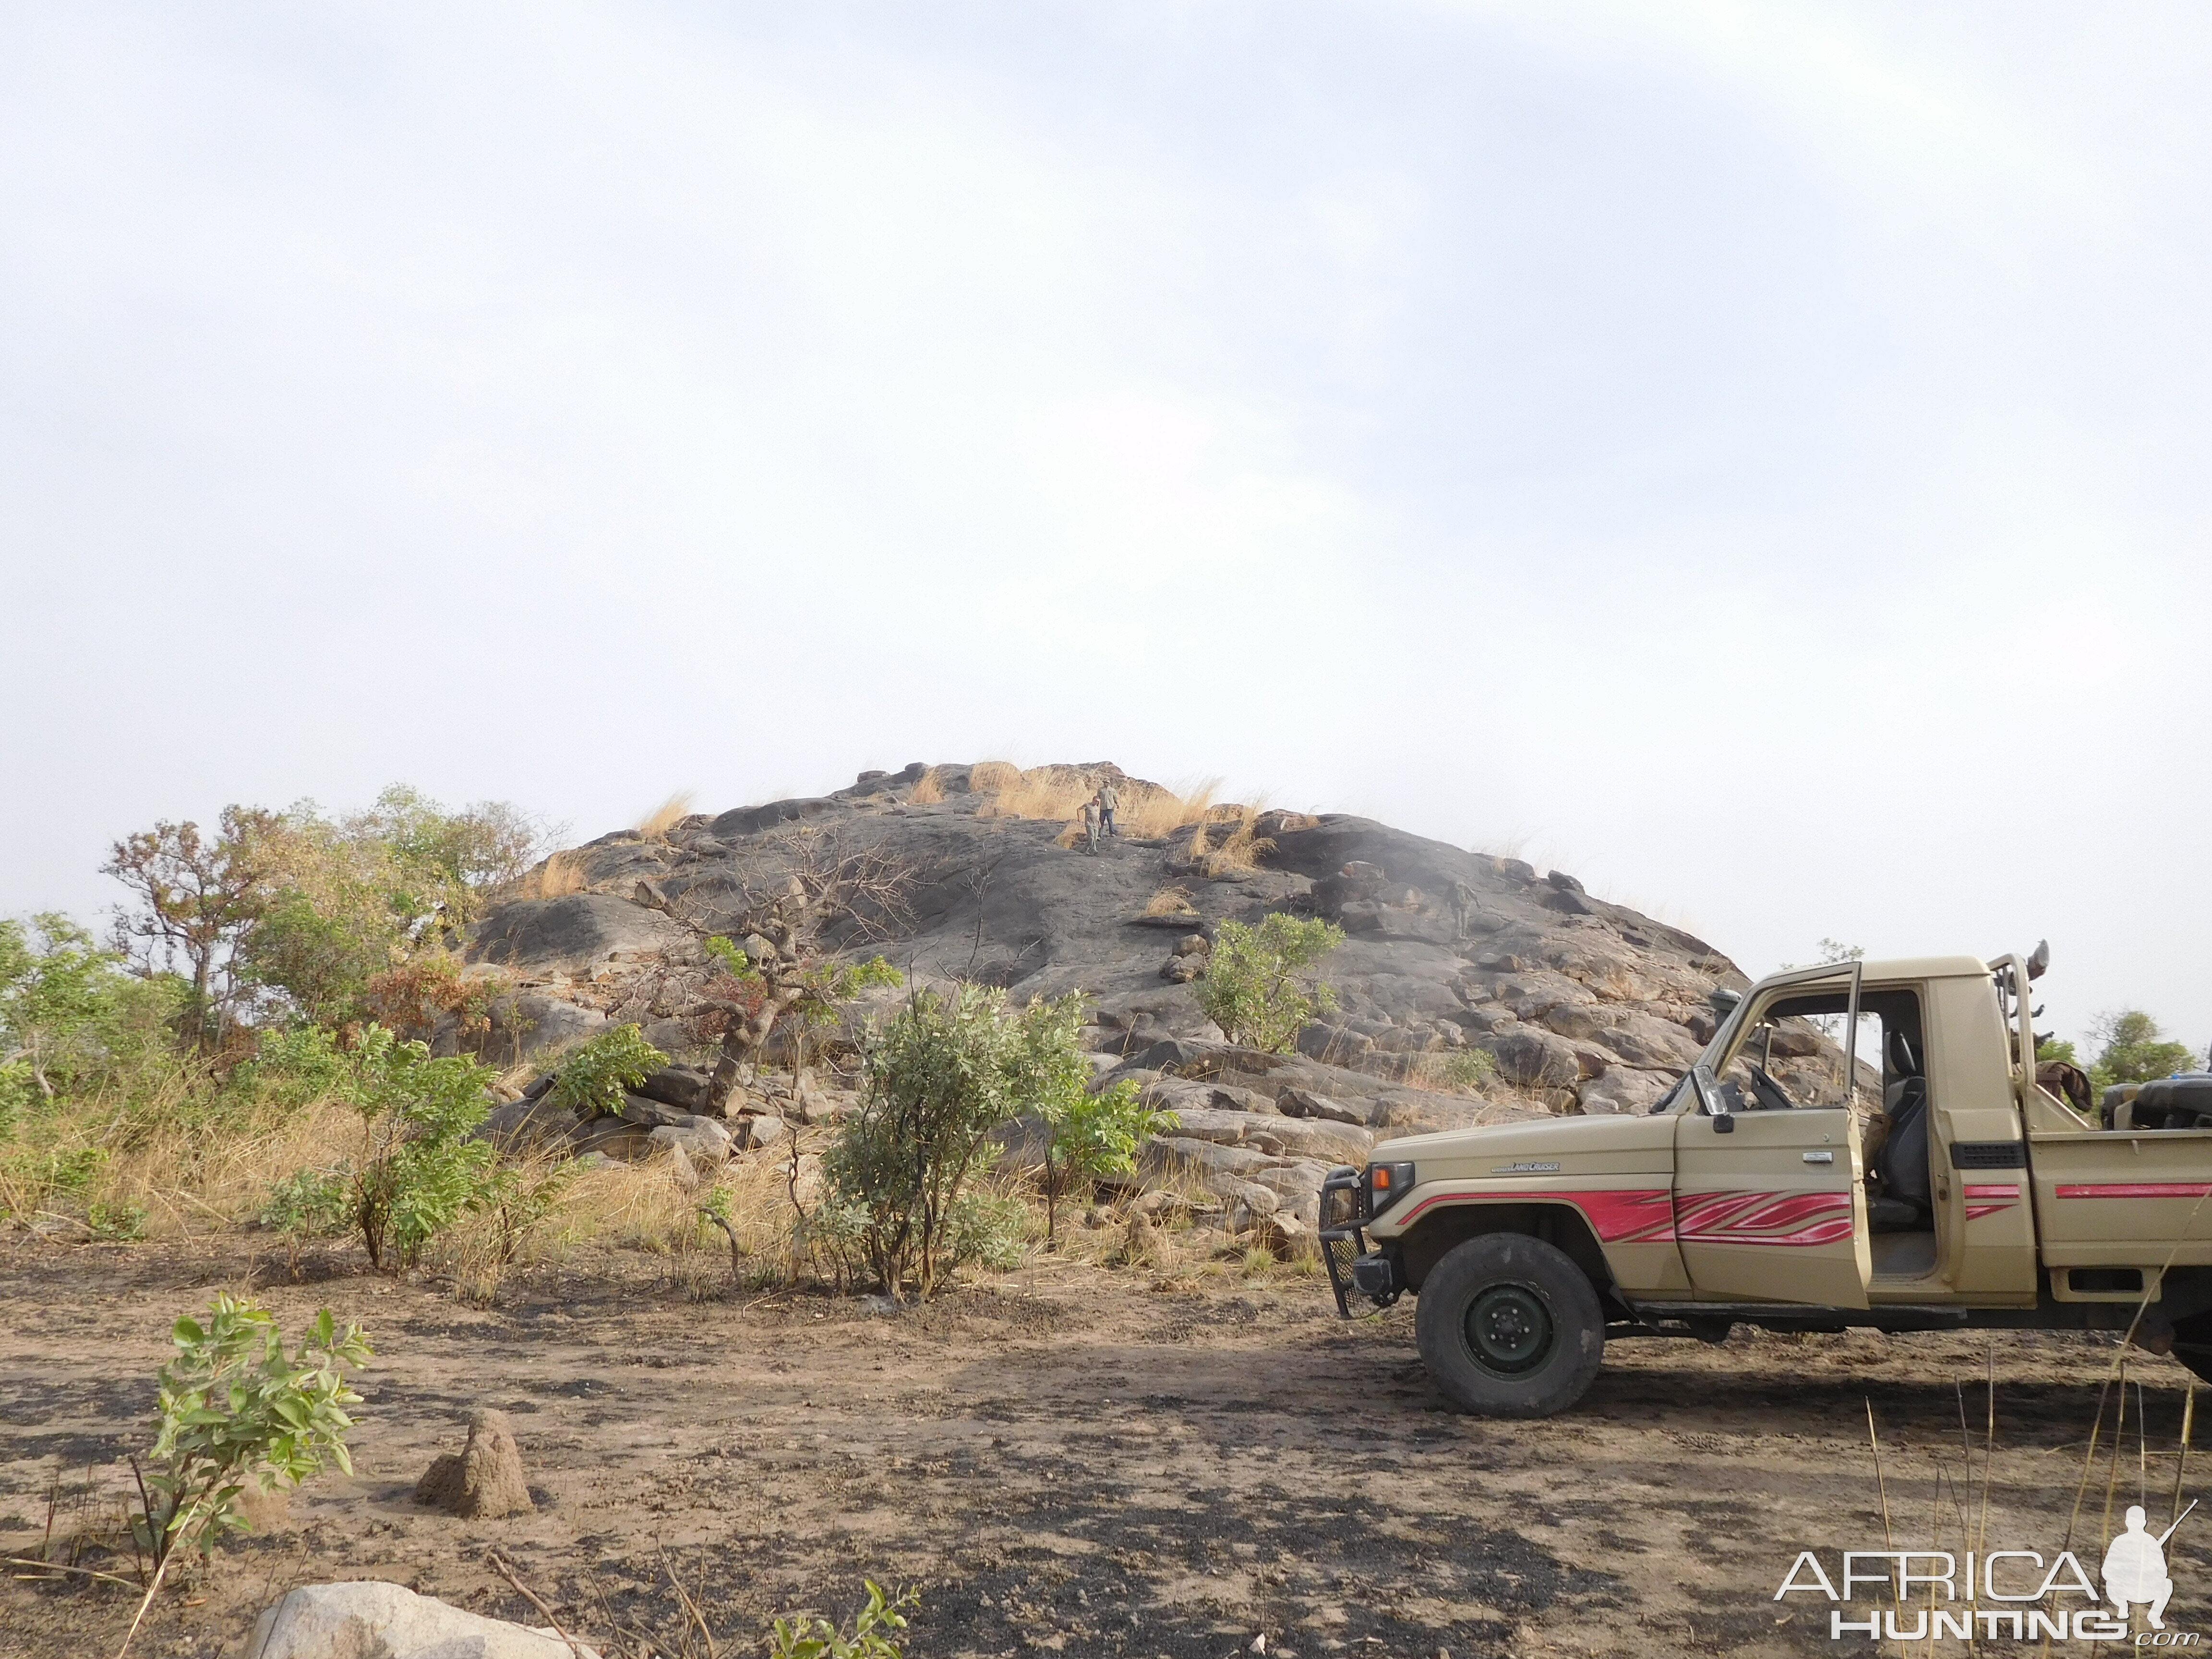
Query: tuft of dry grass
635,792,698,842
520,849,589,900
1196,819,1275,878
1144,885,1196,916
1121,777,1218,838
905,769,945,805
74,1099,361,1241
967,761,1227,842
968,760,1022,795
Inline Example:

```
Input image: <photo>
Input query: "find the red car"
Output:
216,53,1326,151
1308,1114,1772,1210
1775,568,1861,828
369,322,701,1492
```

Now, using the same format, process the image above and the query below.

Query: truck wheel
1415,1232,1604,1419
2173,1315,2212,1387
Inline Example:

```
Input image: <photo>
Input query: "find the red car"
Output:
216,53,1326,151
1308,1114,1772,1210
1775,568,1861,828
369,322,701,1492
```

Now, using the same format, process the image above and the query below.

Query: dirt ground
3,1235,2206,1659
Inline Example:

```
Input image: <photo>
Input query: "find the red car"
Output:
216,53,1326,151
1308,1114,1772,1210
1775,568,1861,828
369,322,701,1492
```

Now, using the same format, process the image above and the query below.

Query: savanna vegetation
0,784,1245,1314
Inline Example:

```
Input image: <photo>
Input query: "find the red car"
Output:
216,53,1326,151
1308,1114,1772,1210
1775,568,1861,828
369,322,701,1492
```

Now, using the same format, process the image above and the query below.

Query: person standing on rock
1098,779,1119,838
1080,793,1103,855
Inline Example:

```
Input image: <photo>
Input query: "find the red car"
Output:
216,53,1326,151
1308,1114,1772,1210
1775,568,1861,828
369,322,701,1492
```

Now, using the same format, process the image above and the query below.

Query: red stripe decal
1674,1189,1856,1247
2056,1183,2212,1200
1391,1188,1676,1244
1964,1181,2021,1221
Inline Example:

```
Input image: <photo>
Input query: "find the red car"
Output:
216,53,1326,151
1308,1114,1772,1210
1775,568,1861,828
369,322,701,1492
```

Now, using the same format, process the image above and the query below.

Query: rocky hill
457,762,1748,1231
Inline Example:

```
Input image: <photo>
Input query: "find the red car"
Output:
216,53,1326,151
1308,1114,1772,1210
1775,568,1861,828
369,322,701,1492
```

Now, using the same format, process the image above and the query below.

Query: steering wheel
1746,1064,1796,1112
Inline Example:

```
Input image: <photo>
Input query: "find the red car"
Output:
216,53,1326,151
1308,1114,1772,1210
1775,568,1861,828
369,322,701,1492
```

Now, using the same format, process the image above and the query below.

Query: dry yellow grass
1195,819,1276,878
969,760,1022,795
968,762,1227,842
518,849,589,899
635,791,697,842
906,769,945,805
1123,776,1218,838
73,1099,360,1240
1144,885,1196,916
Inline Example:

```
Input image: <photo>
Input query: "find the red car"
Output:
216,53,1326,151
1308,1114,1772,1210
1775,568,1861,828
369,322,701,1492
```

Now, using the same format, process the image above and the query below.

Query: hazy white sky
3,2,2207,1054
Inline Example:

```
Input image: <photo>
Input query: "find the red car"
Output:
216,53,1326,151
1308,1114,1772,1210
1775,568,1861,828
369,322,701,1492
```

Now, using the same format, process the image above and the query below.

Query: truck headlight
1366,1161,1416,1217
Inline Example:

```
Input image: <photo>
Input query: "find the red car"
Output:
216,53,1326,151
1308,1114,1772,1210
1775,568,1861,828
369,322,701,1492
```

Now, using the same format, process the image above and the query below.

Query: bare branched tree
669,831,917,1113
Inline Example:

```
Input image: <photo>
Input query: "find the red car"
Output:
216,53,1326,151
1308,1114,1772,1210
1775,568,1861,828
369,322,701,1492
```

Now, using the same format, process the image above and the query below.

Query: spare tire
2122,1074,2212,1131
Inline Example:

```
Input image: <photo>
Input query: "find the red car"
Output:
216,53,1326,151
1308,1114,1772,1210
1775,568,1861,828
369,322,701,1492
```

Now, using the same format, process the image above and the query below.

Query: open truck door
1671,963,1872,1309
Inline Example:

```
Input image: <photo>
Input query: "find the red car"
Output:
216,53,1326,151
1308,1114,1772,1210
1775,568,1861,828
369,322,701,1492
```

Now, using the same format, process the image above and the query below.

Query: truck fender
1394,1199,1624,1318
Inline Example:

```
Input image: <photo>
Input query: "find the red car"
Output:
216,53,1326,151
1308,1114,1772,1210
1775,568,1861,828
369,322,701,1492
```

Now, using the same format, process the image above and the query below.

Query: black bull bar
1319,1164,1401,1316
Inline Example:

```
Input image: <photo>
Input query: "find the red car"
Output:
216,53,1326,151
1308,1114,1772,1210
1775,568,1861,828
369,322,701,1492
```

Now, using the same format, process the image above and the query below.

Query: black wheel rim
1463,1283,1555,1377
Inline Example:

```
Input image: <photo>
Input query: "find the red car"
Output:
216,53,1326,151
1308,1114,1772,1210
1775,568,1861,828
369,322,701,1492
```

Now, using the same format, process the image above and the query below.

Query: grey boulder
233,1580,598,1659
468,894,687,972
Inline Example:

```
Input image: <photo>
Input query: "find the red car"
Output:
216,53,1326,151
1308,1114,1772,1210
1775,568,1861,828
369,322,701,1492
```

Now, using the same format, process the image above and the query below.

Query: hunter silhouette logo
2105,1502,2194,1631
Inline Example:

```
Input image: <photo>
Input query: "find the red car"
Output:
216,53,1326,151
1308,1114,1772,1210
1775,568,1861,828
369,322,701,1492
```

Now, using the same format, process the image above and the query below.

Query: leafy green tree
2088,1010,2200,1092
549,1023,669,1116
233,787,543,1029
102,808,280,1051
0,914,126,1124
1009,994,1176,1246
326,1025,500,1269
124,1296,369,1635
829,985,1024,1298
1194,914,1347,1053
345,784,541,924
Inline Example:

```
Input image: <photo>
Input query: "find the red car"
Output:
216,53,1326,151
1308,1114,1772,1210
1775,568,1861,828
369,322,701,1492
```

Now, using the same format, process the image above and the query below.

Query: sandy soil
2,1235,2205,1659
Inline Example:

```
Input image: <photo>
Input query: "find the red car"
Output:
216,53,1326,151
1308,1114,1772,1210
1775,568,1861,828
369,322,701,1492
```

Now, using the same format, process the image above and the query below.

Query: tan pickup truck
1320,946,2212,1417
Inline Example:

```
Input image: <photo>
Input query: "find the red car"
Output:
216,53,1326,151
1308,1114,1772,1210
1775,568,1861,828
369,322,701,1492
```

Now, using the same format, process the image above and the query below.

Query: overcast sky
4,1,2207,1055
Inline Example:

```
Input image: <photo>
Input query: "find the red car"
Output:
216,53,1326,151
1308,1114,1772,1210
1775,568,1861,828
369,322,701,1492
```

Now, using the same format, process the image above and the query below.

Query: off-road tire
1415,1232,1604,1418
2172,1313,2212,1388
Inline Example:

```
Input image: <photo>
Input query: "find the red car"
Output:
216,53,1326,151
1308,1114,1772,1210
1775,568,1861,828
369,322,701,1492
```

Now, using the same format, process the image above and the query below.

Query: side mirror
2026,939,2050,981
1690,1064,1733,1131
1708,986,1743,1018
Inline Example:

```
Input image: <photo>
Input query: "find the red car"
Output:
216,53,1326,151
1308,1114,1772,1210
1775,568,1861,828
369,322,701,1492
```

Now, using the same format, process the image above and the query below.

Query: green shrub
231,1024,351,1113
88,1200,147,1241
828,985,1024,1298
549,1023,667,1117
325,1024,499,1269
1438,1049,1498,1091
132,1296,369,1577
945,1189,1030,1271
769,1582,919,1659
1193,914,1346,1053
477,1158,577,1264
1010,992,1177,1244
258,1166,352,1238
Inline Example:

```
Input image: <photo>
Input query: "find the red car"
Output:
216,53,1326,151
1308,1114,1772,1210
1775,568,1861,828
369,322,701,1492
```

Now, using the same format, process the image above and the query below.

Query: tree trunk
188,951,216,1054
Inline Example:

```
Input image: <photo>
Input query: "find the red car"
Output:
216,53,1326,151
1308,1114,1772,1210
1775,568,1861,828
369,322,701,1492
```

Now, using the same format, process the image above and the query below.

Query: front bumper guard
1320,1164,1402,1316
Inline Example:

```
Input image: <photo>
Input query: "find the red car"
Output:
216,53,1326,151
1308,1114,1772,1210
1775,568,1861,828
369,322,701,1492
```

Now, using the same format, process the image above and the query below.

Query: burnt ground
2,1236,2207,1659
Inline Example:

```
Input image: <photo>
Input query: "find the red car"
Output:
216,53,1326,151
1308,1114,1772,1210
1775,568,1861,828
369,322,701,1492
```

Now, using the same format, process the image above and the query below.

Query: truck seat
1869,1034,1932,1232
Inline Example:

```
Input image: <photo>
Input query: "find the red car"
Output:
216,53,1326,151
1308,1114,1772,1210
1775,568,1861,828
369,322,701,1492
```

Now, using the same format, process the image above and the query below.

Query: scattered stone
649,1116,733,1165
1276,1086,1366,1126
634,1064,715,1114
1173,933,1211,957
1485,1027,1581,1089
413,1409,534,1519
733,1114,789,1152
615,1092,695,1130
236,1580,593,1659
